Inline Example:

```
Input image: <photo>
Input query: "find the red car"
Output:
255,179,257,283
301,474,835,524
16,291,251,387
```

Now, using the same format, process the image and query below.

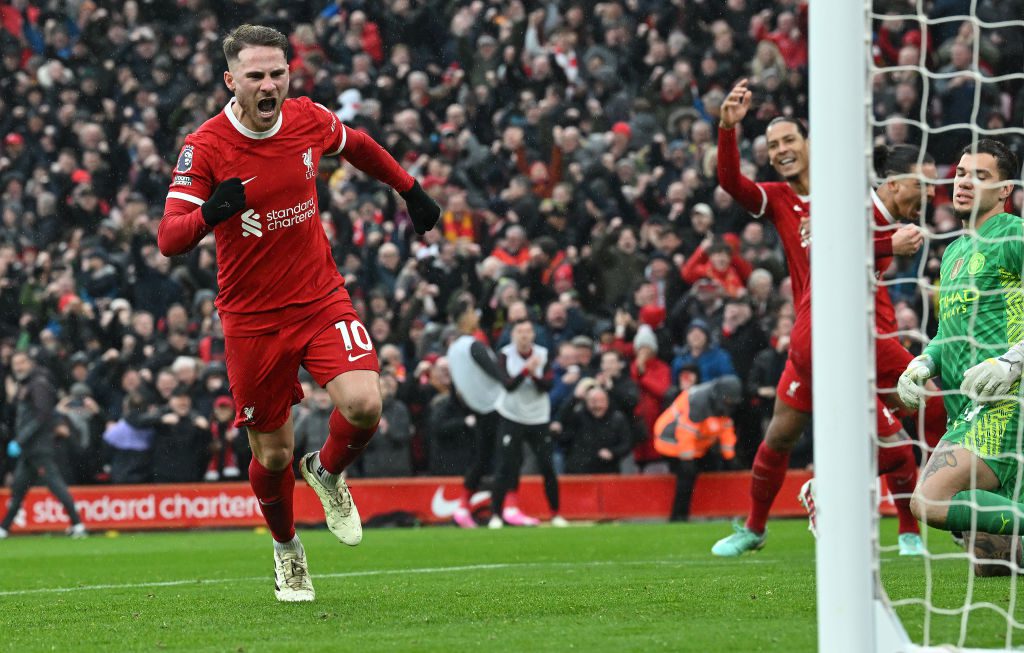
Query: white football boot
300,452,362,545
273,543,315,602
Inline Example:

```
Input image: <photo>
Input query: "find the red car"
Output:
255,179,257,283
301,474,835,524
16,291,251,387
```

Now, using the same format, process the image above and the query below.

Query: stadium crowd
0,0,1022,490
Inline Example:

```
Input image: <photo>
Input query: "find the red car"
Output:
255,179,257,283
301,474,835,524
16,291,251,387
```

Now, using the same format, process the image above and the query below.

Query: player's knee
256,445,293,471
909,490,945,529
909,492,925,523
342,391,382,430
763,424,801,452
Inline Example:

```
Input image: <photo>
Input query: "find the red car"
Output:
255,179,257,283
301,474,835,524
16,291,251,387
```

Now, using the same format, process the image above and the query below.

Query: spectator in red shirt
630,325,671,469
681,238,752,298
756,10,808,70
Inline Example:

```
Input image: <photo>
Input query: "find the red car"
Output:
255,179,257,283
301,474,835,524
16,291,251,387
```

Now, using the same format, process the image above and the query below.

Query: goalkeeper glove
400,180,441,235
897,354,936,409
960,343,1024,404
201,178,247,227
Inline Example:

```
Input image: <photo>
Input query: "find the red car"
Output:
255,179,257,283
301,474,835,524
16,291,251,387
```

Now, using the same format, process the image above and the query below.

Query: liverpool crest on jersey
303,147,315,179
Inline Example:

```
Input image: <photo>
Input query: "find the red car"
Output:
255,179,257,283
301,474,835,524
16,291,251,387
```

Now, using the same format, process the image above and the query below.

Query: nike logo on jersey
241,176,258,185
348,352,372,363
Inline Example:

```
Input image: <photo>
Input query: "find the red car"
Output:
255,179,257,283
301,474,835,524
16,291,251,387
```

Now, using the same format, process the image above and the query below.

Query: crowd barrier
1,470,894,532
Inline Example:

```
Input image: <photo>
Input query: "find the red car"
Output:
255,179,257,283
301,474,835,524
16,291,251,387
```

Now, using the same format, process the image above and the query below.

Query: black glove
399,180,441,235
201,178,246,227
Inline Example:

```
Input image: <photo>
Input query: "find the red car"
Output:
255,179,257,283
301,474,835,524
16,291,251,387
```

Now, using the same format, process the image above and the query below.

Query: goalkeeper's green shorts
942,398,1024,499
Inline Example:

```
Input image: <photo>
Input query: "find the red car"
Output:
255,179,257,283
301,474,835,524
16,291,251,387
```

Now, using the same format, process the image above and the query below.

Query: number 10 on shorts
336,320,373,359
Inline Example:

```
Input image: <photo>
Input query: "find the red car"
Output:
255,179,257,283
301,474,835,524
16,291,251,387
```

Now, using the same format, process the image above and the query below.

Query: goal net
814,1,1024,651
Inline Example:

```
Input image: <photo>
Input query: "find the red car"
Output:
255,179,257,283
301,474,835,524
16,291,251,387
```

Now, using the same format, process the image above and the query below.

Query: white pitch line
0,558,768,597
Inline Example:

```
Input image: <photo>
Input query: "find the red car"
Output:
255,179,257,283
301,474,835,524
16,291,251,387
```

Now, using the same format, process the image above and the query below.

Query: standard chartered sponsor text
29,492,262,523
266,196,315,231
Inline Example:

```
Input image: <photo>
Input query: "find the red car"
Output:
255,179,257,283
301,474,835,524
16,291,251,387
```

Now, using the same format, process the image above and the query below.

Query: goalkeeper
899,139,1024,536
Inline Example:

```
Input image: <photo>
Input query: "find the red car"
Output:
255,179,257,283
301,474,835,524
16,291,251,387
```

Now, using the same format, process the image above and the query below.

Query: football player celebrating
158,25,439,601
711,79,929,556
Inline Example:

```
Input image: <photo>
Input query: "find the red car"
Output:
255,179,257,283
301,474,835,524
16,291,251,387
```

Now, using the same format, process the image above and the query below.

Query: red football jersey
159,97,412,335
871,191,898,336
717,127,811,305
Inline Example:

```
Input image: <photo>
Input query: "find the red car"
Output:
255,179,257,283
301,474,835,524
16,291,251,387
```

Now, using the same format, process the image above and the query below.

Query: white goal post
811,2,1022,652
808,0,885,651
809,2,939,650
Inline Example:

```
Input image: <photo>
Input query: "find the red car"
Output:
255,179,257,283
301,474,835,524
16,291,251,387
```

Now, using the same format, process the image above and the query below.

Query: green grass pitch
0,519,1020,652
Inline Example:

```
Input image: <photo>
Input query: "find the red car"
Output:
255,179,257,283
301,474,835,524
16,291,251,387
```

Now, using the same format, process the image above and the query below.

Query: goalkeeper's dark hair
223,24,289,64
959,139,1020,182
873,144,934,179
766,116,807,139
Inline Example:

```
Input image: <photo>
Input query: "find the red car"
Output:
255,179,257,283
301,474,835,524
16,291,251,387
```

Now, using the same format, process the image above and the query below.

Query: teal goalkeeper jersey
924,212,1024,420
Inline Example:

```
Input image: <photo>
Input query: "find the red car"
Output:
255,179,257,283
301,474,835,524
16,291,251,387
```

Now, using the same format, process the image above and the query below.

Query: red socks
877,442,920,535
249,457,296,543
318,409,379,474
248,409,380,543
746,441,790,534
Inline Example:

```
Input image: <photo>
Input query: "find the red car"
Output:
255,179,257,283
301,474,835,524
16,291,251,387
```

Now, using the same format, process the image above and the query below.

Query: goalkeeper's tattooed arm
960,341,1024,403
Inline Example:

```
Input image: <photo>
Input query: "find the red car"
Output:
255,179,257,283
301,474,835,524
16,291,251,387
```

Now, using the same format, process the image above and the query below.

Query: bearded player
869,144,949,450
901,140,1024,545
711,79,930,556
798,144,951,541
158,25,440,601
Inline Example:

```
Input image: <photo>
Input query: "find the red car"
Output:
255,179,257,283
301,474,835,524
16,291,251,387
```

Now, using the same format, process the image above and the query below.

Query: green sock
946,490,1023,535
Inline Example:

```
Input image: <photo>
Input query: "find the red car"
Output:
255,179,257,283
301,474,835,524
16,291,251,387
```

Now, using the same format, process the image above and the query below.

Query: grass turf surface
0,519,1020,652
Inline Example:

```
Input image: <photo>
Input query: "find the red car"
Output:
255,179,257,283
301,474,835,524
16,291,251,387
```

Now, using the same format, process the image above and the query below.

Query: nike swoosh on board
431,487,462,518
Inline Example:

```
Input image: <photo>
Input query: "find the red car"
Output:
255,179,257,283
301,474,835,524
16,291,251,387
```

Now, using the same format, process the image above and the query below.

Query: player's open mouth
257,97,277,119
777,157,796,166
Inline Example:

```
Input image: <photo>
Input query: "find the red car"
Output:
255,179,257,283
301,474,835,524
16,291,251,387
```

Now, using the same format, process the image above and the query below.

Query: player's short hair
222,24,288,64
873,144,934,179
959,139,1020,182
766,116,808,139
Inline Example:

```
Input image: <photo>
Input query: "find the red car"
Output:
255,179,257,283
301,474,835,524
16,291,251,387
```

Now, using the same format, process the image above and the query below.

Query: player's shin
318,408,379,475
249,457,297,543
746,441,791,534
946,490,1024,536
